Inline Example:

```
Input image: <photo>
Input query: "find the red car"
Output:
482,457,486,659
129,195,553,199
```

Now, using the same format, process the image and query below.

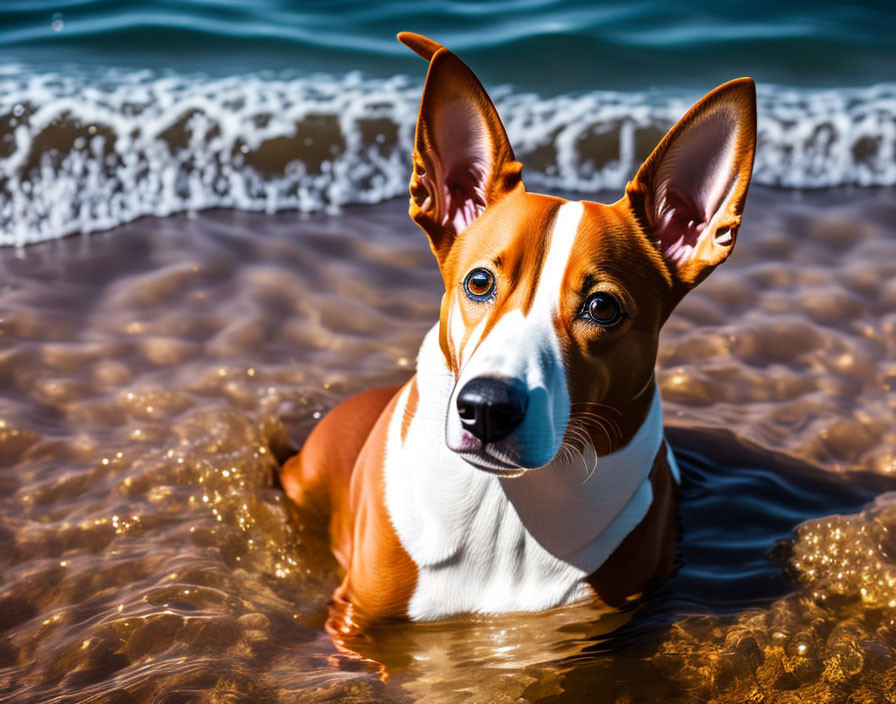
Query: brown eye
463,268,496,301
584,292,622,326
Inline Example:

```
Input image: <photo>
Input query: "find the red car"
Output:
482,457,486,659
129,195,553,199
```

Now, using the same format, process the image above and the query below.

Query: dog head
400,33,756,475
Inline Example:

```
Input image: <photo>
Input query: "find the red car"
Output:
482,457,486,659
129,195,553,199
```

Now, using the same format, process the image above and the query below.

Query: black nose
456,377,528,444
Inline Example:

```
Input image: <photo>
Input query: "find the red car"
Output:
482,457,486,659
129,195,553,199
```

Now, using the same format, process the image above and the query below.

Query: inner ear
652,110,740,264
627,78,756,286
433,100,492,233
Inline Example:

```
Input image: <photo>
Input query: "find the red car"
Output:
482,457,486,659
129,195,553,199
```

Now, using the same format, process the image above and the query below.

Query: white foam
1,65,894,246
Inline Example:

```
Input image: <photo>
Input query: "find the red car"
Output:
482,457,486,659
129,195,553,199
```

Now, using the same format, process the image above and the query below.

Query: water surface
2,187,895,702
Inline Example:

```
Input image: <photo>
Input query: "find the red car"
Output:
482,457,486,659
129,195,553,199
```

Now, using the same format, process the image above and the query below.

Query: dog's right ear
399,36,523,262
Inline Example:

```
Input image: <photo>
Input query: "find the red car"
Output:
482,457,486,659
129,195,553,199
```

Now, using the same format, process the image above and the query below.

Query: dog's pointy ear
626,78,757,289
397,32,443,61
400,39,523,261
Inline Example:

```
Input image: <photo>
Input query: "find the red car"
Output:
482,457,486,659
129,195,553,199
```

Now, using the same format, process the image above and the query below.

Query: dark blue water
666,427,896,613
1,0,894,91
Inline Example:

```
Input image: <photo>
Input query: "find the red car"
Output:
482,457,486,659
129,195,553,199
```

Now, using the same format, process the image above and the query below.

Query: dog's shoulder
280,384,402,560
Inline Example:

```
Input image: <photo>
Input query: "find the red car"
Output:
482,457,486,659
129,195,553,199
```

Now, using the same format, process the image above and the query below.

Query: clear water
2,189,896,701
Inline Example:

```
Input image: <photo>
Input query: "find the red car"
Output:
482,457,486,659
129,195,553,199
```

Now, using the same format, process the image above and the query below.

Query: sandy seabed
1,186,895,703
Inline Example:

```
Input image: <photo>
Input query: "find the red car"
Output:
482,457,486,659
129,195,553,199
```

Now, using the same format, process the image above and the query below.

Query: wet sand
1,186,895,702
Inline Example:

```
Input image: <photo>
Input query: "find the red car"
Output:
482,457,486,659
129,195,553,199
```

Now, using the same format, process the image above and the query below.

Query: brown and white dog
281,32,756,637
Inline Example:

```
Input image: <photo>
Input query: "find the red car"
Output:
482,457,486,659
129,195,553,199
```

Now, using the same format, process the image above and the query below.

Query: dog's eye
584,292,622,326
463,268,496,301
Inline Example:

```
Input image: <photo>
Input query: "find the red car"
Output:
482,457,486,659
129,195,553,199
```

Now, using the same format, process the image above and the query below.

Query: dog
280,32,756,638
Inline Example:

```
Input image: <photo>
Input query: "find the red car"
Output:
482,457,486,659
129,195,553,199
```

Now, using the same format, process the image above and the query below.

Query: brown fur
281,383,419,637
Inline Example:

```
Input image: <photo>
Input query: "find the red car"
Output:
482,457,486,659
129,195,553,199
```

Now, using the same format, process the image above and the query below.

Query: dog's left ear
397,32,443,61
626,78,757,289
400,36,523,262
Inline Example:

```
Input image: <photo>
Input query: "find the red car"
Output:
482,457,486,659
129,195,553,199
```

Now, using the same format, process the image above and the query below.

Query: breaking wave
1,65,895,245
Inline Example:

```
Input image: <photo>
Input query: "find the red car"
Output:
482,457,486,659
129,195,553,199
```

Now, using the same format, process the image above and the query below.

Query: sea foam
1,66,894,246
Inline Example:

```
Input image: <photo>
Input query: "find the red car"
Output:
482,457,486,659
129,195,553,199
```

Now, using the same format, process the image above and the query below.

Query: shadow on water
587,425,896,654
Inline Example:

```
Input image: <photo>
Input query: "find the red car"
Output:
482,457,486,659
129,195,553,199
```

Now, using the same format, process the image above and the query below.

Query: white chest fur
382,326,674,621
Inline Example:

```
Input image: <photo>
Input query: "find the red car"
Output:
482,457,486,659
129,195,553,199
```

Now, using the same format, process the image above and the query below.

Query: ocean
1,0,895,245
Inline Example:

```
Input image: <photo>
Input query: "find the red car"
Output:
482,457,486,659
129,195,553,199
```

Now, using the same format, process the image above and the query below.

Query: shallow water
1,186,895,702
3,65,895,246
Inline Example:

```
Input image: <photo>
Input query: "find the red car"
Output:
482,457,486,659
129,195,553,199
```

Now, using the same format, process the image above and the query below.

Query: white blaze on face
532,201,584,319
445,201,585,469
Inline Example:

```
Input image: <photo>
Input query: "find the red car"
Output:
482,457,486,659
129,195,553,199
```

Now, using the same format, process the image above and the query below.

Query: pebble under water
1,186,895,703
